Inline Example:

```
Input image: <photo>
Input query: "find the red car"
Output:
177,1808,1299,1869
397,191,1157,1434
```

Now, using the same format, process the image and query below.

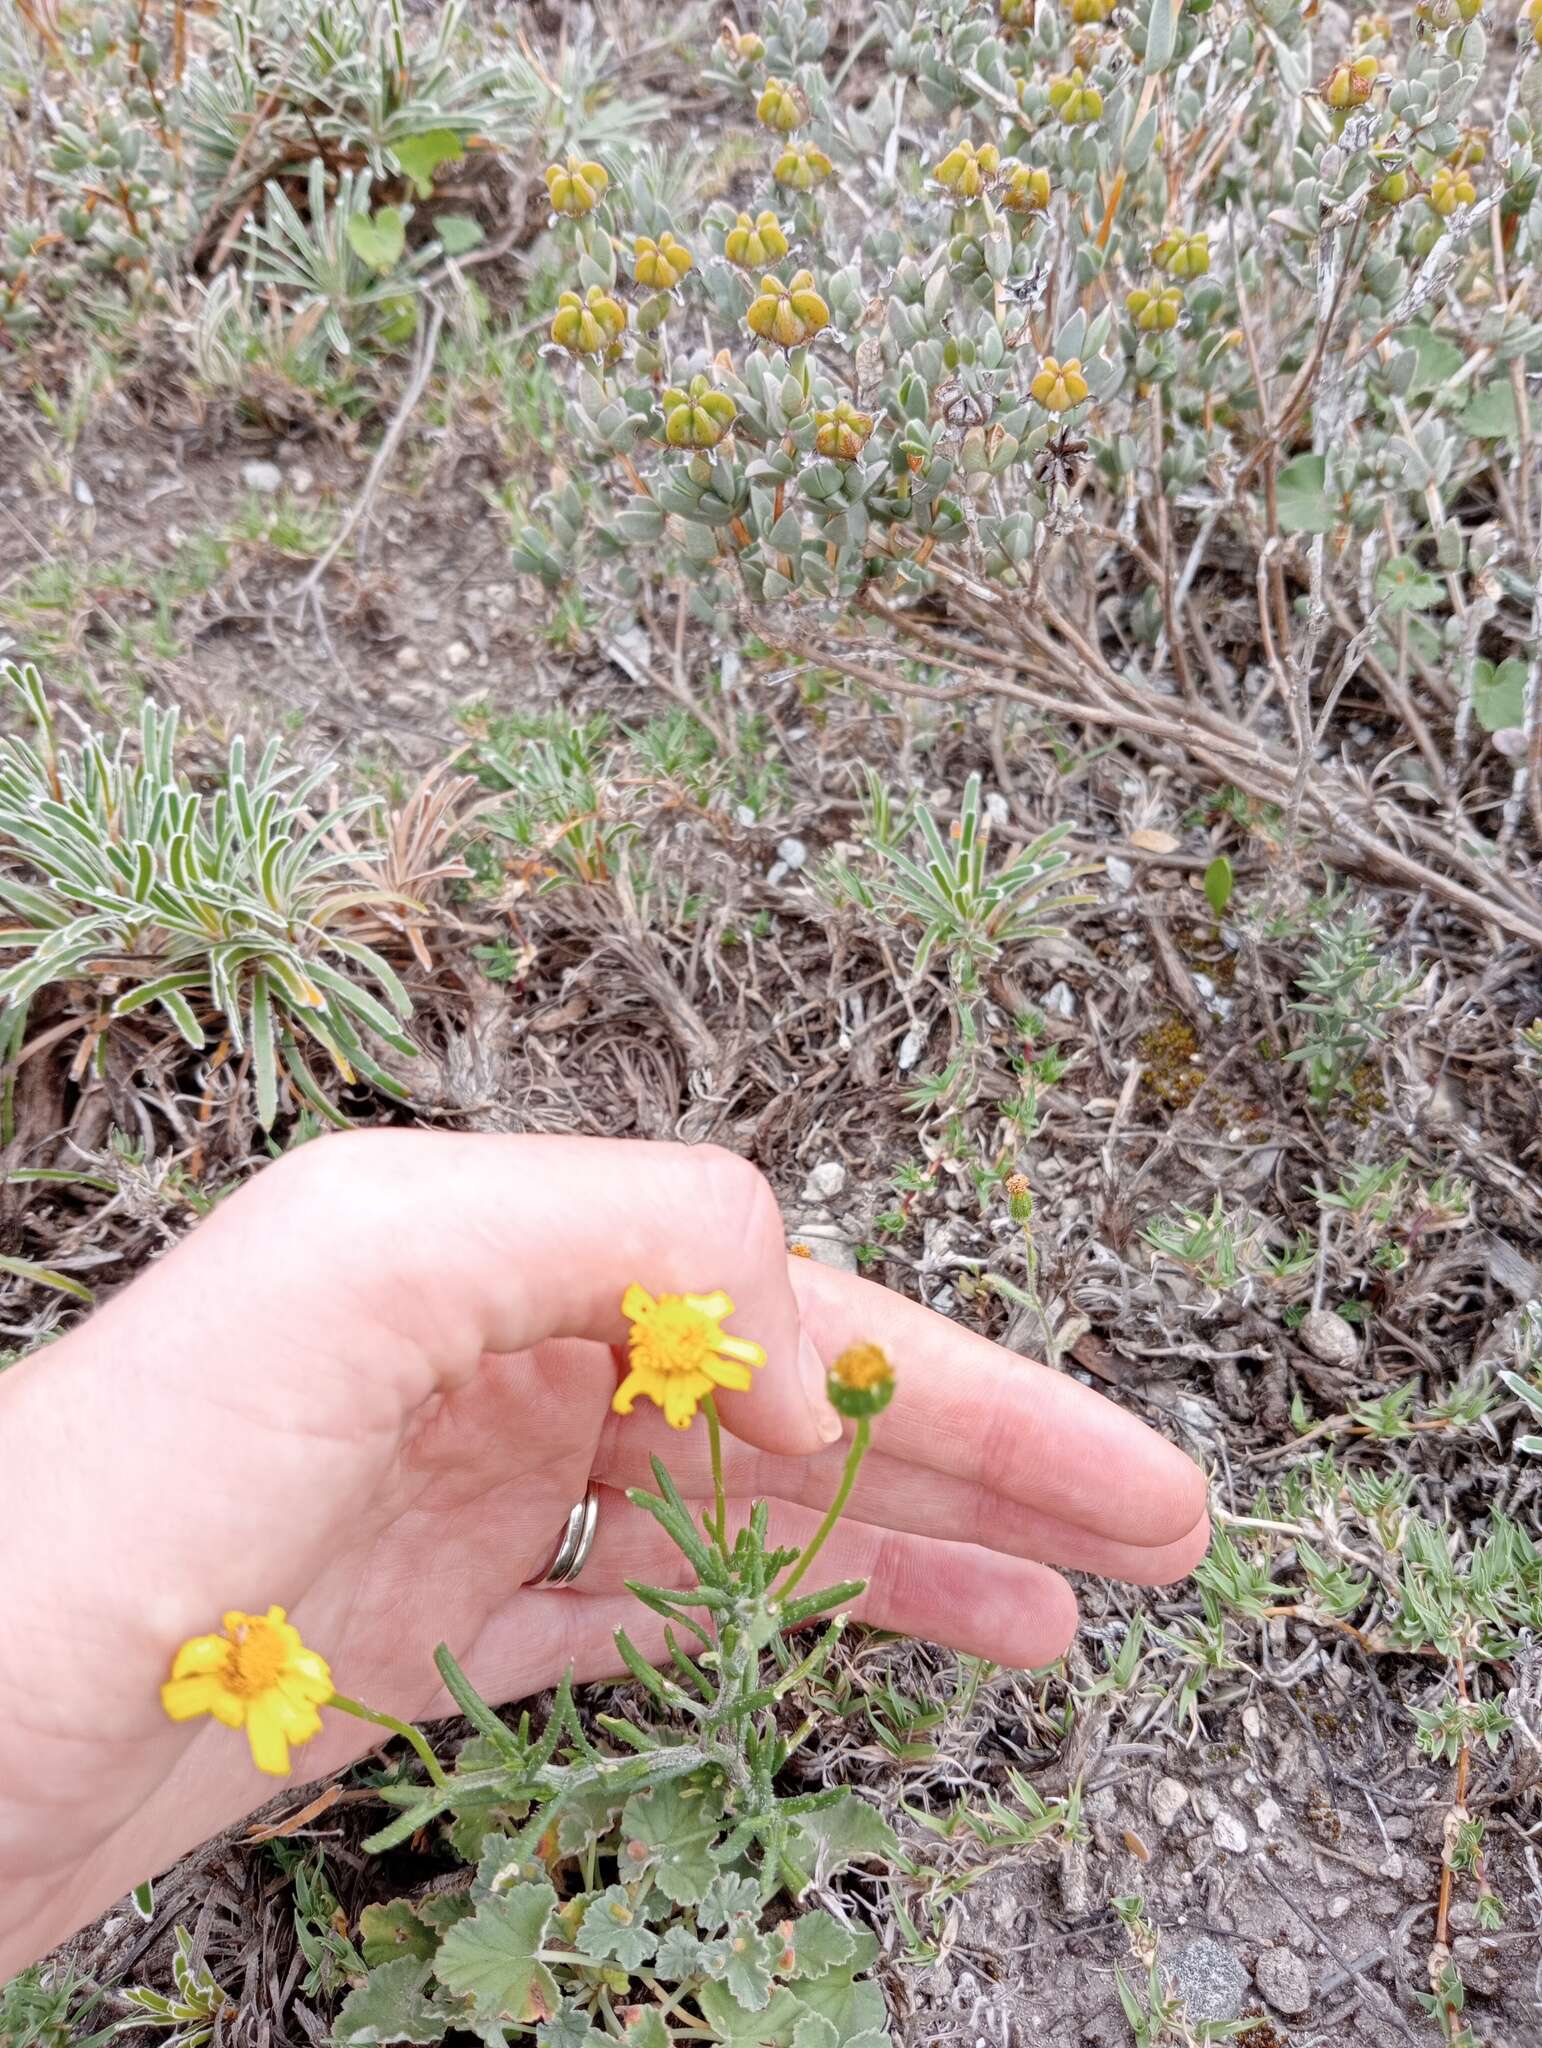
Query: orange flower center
830,1342,893,1392
228,1621,289,1697
632,1297,717,1378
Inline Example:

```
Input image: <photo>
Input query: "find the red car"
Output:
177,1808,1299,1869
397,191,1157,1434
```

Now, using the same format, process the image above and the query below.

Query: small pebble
241,459,284,494
446,639,471,669
1105,855,1134,890
806,1161,846,1201
1151,1777,1189,1829
1301,1307,1360,1367
1255,1946,1311,2016
396,645,423,671
1255,1797,1282,1832
775,836,808,870
1212,1809,1249,1854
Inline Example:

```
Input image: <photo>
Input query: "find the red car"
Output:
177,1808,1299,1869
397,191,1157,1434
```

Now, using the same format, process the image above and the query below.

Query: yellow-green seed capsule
773,141,833,190
756,77,805,132
633,231,694,290
660,374,738,448
933,139,1001,198
550,285,626,357
1000,161,1052,213
1030,355,1089,410
1047,68,1103,126
1152,230,1209,277
1127,285,1183,331
746,268,829,347
544,157,608,218
723,209,790,269
814,398,874,460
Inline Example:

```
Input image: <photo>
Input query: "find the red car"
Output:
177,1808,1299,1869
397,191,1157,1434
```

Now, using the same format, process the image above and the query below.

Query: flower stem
774,1417,870,1604
702,1391,729,1555
328,1693,449,1789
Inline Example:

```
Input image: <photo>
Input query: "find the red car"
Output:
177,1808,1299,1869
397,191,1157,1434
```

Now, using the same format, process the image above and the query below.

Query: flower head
161,1606,332,1776
1322,55,1379,108
545,157,608,218
1030,356,1089,411
615,1284,767,1429
827,1341,896,1420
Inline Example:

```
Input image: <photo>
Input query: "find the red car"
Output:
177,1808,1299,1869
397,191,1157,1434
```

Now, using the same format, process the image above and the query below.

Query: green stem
774,1417,870,1604
328,1693,449,1789
702,1390,728,1555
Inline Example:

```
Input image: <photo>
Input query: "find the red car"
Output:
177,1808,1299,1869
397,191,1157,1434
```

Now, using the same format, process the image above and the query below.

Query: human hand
0,1130,1208,1975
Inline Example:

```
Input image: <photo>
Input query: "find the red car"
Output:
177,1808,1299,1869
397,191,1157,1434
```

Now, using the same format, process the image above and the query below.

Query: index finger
789,1256,1208,1550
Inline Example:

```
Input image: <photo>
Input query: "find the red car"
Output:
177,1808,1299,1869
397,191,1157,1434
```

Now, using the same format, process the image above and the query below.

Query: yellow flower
1030,355,1089,411
827,1341,896,1419
615,1284,767,1429
161,1606,333,1776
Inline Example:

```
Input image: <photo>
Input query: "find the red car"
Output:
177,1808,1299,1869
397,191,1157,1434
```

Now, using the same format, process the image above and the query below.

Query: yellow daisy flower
615,1285,767,1429
161,1606,333,1776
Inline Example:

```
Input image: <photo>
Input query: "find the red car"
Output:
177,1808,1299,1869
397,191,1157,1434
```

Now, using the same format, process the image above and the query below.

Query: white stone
1105,855,1134,890
241,459,284,494
1151,1777,1189,1828
1328,1895,1352,1920
1254,1797,1282,1832
776,836,808,870
72,475,95,506
1044,980,1076,1019
289,464,315,493
396,645,422,671
446,639,471,668
1255,1947,1311,2016
807,1161,846,1200
1301,1307,1360,1367
1212,1809,1249,1854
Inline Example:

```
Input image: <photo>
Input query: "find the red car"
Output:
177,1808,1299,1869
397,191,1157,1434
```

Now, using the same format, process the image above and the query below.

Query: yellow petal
170,1633,234,1681
612,1367,648,1415
663,1379,700,1429
714,1334,766,1367
685,1290,734,1320
621,1283,656,1323
275,1691,325,1744
703,1356,754,1392
245,1697,292,1776
160,1674,224,1721
289,1648,335,1698
222,1609,259,1635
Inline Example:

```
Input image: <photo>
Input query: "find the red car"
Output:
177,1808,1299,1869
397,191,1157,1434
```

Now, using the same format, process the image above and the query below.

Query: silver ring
528,1484,600,1588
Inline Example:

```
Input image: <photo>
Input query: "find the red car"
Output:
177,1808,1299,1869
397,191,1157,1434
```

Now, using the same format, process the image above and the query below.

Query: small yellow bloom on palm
615,1285,767,1429
161,1606,333,1776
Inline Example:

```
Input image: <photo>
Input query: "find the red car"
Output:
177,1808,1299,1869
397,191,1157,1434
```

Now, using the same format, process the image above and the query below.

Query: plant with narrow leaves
0,662,418,1131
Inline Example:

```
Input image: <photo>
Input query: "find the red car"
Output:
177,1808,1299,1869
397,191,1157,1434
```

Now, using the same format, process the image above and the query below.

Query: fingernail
798,1330,844,1445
